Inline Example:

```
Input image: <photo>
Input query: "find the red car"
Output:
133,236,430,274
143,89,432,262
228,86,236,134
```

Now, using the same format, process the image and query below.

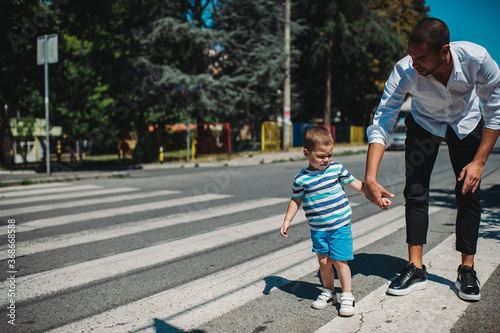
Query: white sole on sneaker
311,292,334,309
311,299,333,309
454,280,481,301
339,307,355,317
387,280,427,296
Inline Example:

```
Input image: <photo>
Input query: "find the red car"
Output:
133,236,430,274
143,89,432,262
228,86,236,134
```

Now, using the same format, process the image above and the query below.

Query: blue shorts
310,223,353,261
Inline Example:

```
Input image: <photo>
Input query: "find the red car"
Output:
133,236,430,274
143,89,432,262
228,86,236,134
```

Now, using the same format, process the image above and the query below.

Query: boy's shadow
263,276,320,300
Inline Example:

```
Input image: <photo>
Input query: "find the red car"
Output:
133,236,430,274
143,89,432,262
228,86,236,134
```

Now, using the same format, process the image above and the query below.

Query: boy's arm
345,179,365,195
280,197,302,238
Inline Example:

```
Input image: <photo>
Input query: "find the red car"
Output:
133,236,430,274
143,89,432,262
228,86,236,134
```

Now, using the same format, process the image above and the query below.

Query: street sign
37,34,58,65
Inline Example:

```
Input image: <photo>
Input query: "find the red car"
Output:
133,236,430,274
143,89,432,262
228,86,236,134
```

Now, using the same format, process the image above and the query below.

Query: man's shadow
265,183,500,301
479,184,500,241
264,253,459,301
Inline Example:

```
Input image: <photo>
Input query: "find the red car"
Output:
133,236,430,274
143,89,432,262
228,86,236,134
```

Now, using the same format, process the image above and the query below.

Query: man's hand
365,180,395,210
364,143,394,209
458,128,500,194
458,161,483,194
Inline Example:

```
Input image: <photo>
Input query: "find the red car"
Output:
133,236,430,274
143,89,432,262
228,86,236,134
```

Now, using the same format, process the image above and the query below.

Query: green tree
1,1,59,166
292,0,428,127
212,0,300,147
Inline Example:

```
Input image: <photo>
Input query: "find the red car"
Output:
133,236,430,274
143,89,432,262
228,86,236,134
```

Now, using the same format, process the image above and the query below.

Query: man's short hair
408,17,450,53
303,126,334,150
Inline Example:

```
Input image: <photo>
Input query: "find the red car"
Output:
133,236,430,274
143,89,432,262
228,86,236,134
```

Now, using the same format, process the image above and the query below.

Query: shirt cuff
366,125,390,147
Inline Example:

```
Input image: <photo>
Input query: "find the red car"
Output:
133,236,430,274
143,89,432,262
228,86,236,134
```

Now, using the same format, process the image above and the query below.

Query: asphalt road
0,147,499,332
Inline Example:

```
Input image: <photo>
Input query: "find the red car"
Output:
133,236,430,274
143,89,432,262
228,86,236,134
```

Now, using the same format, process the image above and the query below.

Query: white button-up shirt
367,41,500,146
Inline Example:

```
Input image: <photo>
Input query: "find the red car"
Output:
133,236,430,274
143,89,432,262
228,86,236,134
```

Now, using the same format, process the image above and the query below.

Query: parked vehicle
387,123,407,150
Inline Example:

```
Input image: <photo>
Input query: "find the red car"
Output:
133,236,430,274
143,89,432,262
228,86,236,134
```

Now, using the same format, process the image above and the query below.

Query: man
364,17,500,301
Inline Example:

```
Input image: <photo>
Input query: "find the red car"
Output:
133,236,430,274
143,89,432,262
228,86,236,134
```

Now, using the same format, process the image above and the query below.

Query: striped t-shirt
292,162,355,232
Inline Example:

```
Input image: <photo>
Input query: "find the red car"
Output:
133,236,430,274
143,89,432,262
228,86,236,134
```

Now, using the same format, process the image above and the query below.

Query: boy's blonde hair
303,126,334,150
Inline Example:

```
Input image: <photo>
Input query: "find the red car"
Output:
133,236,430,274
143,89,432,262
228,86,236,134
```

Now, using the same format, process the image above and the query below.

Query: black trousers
404,114,483,255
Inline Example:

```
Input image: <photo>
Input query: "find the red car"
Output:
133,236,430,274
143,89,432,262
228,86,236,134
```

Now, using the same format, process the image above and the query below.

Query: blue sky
425,0,500,63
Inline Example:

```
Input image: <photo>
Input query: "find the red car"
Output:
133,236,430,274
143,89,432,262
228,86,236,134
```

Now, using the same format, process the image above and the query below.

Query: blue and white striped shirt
292,162,355,232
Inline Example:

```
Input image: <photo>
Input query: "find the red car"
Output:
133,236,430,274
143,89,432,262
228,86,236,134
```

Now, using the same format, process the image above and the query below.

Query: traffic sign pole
37,34,58,175
44,35,50,175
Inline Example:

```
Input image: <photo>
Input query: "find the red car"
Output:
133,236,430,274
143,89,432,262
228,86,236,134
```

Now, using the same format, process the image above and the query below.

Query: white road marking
0,193,230,234
1,212,283,305
45,206,423,332
0,187,139,206
0,189,175,217
0,198,289,259
316,210,500,333
0,182,69,192
0,184,102,198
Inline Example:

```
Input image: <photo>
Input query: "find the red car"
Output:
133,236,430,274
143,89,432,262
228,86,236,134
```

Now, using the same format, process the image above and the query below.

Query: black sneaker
455,265,481,301
387,263,427,296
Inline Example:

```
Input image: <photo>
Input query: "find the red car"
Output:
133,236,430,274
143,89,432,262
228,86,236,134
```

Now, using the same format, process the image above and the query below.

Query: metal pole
186,111,191,163
283,0,291,151
44,35,51,175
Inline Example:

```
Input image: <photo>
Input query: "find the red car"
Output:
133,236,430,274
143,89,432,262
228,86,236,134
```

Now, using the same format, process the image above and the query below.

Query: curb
0,146,368,187
0,171,130,187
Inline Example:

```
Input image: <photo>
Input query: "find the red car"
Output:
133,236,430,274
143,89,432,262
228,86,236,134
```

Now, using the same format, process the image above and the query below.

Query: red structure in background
197,123,232,155
318,124,336,140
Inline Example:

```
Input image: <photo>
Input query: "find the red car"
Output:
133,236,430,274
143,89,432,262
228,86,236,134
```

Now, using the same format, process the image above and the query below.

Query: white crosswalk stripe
316,230,500,333
0,193,229,234
0,187,138,206
0,182,69,192
46,206,411,333
0,184,102,197
2,180,498,333
0,198,289,259
0,189,176,217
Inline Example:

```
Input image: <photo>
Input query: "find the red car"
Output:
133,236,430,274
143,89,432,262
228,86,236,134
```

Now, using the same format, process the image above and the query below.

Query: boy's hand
280,221,291,238
380,197,392,210
365,181,394,209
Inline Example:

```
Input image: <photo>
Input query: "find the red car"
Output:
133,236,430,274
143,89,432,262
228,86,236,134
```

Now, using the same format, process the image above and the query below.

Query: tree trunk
323,39,333,131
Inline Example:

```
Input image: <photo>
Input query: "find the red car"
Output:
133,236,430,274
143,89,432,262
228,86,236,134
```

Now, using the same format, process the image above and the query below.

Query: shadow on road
263,254,408,301
428,184,500,242
153,318,205,333
479,184,500,242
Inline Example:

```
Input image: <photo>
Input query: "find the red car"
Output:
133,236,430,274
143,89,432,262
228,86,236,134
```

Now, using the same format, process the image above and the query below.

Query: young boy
280,126,391,316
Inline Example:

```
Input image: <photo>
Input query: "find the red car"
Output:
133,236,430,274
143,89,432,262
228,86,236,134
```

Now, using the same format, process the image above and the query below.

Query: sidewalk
0,145,368,187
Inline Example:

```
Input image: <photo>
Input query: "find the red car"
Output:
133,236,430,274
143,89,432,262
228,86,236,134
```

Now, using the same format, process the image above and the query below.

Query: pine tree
212,0,296,146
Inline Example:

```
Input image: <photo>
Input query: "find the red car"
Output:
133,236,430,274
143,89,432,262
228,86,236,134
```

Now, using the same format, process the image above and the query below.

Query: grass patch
334,149,367,157
21,179,34,186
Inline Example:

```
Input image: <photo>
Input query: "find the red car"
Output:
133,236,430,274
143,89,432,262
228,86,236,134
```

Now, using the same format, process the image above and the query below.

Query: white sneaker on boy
311,290,334,309
339,292,355,316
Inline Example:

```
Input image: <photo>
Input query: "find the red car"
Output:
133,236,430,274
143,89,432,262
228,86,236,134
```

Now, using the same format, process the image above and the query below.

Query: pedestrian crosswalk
1,179,498,332
316,234,500,333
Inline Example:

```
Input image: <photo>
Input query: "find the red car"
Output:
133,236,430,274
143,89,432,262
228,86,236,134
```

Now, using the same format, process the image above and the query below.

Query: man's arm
364,143,395,209
459,128,500,194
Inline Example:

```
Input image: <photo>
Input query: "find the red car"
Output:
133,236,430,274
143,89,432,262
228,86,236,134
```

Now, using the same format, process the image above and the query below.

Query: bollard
159,146,164,164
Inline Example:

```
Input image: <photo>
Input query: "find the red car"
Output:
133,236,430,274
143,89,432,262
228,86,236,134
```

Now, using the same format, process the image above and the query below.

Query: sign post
37,34,58,175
